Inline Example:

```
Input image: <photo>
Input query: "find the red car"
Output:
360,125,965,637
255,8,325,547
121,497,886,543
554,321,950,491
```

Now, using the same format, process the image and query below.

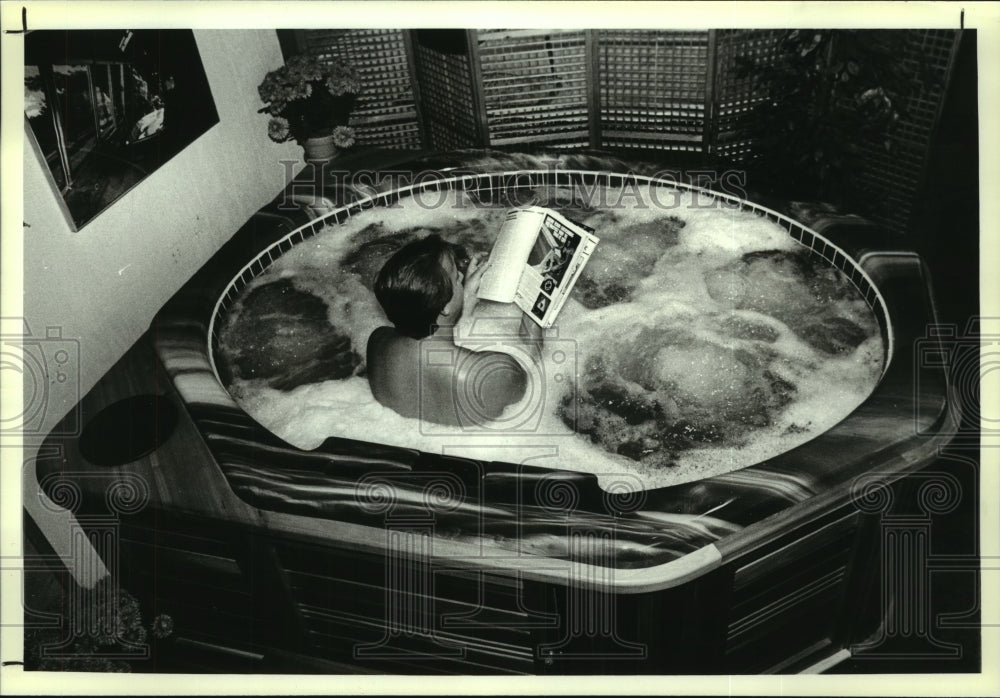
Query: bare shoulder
367,326,400,363
367,326,396,350
367,326,409,379
367,327,421,416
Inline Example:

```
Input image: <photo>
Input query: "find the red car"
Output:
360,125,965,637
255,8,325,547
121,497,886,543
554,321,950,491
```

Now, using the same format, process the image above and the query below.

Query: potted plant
24,576,174,672
735,30,935,217
257,53,361,162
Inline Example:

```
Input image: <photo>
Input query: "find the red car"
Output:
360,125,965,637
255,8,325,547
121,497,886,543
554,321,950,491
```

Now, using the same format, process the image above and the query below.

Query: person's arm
461,254,486,318
517,308,543,362
461,253,543,362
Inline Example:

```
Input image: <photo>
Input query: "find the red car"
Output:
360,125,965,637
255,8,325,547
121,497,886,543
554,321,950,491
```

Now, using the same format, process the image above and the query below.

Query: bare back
366,327,527,426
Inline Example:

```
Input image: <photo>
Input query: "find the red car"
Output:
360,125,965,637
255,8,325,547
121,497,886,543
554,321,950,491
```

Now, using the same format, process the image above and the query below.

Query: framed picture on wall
24,29,220,231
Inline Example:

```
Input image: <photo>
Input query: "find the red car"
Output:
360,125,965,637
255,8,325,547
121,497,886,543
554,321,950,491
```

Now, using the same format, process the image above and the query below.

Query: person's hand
462,254,487,308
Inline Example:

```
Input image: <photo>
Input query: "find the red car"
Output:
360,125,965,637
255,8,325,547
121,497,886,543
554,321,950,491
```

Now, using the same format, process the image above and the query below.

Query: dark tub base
32,150,972,673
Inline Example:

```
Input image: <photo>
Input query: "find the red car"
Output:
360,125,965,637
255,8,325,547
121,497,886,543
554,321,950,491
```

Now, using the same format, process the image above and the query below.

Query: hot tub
37,151,961,674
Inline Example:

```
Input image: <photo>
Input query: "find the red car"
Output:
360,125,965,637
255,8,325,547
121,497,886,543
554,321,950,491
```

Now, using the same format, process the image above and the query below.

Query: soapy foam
219,185,883,490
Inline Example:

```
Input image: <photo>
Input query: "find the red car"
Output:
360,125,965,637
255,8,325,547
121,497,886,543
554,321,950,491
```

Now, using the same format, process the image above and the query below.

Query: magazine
477,206,600,328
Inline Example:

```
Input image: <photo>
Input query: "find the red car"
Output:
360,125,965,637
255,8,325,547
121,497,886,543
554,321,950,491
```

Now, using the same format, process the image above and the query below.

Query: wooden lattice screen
850,29,962,234
598,30,713,153
710,29,961,235
711,29,785,163
286,28,961,234
409,30,481,149
476,29,591,148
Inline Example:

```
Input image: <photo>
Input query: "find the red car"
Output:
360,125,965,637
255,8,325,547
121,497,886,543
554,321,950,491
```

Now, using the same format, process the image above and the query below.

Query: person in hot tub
367,235,543,426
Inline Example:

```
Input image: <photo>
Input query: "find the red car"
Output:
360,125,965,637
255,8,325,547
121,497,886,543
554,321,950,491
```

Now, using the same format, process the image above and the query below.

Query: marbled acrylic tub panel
213,176,887,491
149,162,947,573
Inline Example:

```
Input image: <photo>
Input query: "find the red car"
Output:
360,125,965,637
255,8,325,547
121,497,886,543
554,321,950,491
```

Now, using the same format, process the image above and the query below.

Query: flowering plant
258,54,361,145
24,577,174,672
734,30,929,213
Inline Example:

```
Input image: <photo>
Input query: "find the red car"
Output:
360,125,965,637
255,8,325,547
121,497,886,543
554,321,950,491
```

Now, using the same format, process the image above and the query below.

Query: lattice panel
411,32,480,149
851,29,959,234
598,30,710,152
298,29,422,149
712,29,784,162
477,29,590,148
291,28,956,236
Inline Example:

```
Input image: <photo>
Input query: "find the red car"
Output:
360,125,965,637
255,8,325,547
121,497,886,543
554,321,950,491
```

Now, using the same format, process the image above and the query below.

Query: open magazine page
477,208,543,303
513,211,599,327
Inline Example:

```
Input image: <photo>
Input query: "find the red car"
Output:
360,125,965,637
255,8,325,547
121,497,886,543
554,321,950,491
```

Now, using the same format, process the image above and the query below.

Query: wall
19,30,302,583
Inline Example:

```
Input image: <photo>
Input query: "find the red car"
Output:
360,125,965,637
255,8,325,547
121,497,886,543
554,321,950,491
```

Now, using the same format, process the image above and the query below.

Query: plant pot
302,135,339,163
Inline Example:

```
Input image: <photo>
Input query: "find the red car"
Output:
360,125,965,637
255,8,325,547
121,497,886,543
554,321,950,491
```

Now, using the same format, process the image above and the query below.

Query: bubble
216,182,883,491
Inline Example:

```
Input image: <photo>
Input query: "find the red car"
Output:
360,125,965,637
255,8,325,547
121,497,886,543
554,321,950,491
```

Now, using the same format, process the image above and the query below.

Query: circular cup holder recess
78,394,178,467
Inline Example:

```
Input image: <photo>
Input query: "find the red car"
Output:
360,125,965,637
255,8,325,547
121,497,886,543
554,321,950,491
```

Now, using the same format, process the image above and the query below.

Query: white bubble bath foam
214,178,886,491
